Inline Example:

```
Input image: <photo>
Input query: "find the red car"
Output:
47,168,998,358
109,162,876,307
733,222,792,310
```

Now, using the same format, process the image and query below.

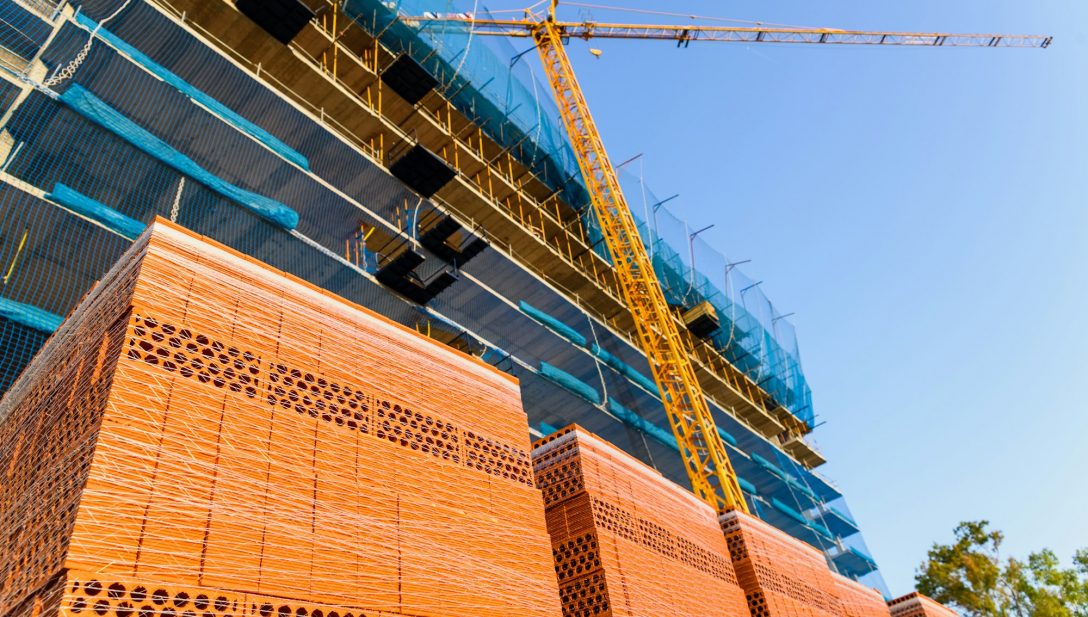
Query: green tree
916,521,1087,617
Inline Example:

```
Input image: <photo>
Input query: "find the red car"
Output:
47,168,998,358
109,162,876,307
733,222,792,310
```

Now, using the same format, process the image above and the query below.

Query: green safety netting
0,0,866,568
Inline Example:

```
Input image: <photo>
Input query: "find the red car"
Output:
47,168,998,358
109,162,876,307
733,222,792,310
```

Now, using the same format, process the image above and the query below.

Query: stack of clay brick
834,572,892,617
719,508,845,617
888,593,958,617
533,424,750,616
0,218,563,617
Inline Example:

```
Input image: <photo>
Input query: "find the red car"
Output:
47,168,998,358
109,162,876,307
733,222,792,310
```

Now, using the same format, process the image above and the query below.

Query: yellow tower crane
410,2,1049,513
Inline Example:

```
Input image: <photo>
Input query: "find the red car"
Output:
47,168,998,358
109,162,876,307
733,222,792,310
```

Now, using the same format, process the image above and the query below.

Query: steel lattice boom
406,17,1052,49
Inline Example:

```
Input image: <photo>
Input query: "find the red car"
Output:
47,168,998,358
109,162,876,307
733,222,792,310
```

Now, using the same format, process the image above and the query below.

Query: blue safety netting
343,0,813,428
519,299,587,347
59,84,300,230
0,316,49,391
0,295,62,333
539,361,600,405
343,0,590,210
0,1,53,67
607,396,677,451
601,171,815,427
73,12,311,171
589,341,660,394
48,182,145,239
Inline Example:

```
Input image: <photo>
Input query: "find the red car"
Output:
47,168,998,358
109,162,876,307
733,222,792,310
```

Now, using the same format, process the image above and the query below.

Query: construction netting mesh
344,0,590,211
618,173,814,427
0,0,395,395
345,0,814,428
0,1,57,72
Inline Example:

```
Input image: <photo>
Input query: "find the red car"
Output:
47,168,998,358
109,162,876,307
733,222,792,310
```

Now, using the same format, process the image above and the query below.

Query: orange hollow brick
888,593,958,617
533,424,750,617
0,218,562,617
833,572,890,617
719,508,847,617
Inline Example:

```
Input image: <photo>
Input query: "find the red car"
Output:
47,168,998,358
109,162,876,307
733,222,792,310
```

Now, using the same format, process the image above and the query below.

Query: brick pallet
833,573,890,617
719,508,845,617
0,218,562,617
533,424,750,617
888,593,957,617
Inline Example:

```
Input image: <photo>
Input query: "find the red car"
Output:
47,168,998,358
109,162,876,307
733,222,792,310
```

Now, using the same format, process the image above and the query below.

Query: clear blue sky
479,0,1088,595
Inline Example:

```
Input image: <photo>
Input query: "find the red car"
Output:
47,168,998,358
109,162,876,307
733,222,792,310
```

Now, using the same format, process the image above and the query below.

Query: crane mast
531,14,748,512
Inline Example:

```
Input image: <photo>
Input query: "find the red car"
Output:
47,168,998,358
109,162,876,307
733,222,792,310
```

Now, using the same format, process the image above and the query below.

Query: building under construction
0,0,1045,607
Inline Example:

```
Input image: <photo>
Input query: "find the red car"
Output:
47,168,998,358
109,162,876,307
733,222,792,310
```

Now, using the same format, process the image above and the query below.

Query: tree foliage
916,521,1088,617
